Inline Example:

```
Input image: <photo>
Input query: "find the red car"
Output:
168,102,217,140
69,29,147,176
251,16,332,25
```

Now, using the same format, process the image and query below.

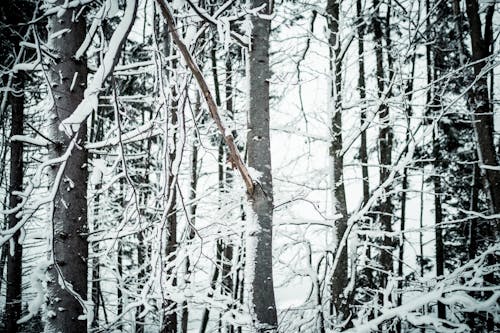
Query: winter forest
0,0,499,332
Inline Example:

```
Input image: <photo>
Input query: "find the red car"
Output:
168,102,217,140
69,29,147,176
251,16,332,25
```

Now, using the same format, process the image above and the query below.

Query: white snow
11,135,50,147
59,0,137,136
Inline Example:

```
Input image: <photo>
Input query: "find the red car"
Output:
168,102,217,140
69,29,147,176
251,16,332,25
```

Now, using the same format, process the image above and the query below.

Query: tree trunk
326,0,351,329
464,1,500,219
5,73,24,333
161,22,179,333
246,0,278,330
460,2,497,330
356,1,376,317
373,0,393,314
162,83,178,333
432,130,445,320
397,22,419,331
357,0,368,207
182,90,200,333
45,2,88,331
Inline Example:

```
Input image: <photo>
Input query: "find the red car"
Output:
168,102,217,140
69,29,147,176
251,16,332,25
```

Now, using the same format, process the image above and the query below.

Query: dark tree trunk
459,2,497,330
246,0,278,330
5,74,24,333
373,0,393,314
357,0,369,207
45,2,89,332
465,1,500,219
432,130,445,320
356,1,376,316
199,252,221,333
162,85,178,333
326,0,351,329
222,49,235,333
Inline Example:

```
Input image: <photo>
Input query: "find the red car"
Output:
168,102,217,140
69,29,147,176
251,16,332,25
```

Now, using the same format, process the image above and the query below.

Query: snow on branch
11,135,50,147
156,0,255,195
86,121,162,149
348,245,500,333
59,0,138,136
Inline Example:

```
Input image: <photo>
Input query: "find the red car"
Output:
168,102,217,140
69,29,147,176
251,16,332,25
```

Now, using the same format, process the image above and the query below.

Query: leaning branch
156,0,254,195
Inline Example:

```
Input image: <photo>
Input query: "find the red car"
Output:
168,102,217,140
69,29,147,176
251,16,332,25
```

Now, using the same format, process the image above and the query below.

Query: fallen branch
156,0,254,195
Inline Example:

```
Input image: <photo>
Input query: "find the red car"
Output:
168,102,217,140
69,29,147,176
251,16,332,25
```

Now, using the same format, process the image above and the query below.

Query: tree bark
246,0,278,330
464,1,500,219
432,130,445,320
45,2,88,332
373,0,393,314
162,43,179,333
182,90,200,333
326,0,351,329
5,74,24,333
464,21,499,333
357,0,369,207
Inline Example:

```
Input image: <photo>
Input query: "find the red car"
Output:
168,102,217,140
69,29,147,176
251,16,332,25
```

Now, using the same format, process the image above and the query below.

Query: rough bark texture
246,0,278,330
326,0,351,328
45,2,88,332
5,74,24,333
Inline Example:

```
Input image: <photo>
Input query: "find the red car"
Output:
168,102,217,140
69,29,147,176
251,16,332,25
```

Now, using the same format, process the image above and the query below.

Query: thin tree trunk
182,90,201,333
91,186,101,329
223,49,236,333
45,2,88,331
432,129,445,320
163,73,179,333
136,231,145,333
373,0,393,319
466,162,480,329
326,0,351,329
5,73,24,333
397,38,418,332
356,0,376,315
199,251,221,333
357,0,368,208
246,0,278,330
418,171,426,333
160,21,179,332
91,107,104,330
117,239,124,329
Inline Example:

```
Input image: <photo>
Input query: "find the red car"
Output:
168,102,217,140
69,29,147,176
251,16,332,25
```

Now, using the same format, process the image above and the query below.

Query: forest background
0,0,498,332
